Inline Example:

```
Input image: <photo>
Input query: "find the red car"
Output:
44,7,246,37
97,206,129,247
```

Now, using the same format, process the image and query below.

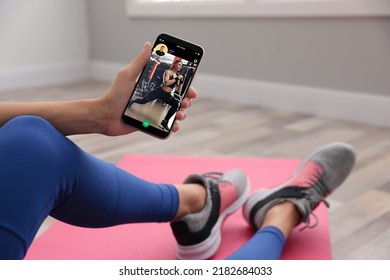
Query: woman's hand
0,42,198,136
98,42,197,137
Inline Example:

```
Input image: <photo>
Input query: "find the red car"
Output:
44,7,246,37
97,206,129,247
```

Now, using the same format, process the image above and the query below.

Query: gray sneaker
243,142,356,230
170,170,250,260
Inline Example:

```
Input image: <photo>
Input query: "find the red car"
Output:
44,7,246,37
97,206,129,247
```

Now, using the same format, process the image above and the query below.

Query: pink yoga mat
26,155,331,260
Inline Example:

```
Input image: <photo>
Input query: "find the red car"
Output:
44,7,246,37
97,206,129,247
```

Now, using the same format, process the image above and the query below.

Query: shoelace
299,170,330,230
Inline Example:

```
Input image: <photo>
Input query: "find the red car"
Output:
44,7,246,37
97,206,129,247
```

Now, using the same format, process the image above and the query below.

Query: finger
181,95,195,109
172,122,180,133
175,109,187,121
186,86,197,99
122,42,152,82
180,98,190,109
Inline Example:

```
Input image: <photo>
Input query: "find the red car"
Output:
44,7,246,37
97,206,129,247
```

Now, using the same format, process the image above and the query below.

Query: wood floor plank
332,212,390,259
329,190,390,244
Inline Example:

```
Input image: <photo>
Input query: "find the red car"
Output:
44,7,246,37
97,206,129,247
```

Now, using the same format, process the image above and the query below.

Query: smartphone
122,33,204,139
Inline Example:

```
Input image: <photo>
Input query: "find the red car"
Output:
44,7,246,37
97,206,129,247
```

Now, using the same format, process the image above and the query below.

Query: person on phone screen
127,59,184,131
155,45,166,56
0,42,356,260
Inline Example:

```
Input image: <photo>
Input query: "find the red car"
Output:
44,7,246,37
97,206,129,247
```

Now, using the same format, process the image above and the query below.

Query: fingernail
144,41,151,50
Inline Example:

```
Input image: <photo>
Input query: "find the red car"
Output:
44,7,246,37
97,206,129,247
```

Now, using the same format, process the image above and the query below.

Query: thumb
124,42,152,82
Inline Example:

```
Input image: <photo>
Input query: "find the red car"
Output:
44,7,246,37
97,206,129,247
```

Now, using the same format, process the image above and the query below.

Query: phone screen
122,33,204,139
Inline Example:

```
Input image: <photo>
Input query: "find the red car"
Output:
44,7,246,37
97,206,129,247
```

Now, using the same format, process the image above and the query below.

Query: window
126,0,390,18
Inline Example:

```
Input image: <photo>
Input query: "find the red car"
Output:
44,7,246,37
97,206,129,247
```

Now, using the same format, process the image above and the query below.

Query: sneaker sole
243,142,354,226
176,177,251,260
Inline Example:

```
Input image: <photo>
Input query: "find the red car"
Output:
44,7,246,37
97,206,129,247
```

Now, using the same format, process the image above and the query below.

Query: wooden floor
2,80,389,259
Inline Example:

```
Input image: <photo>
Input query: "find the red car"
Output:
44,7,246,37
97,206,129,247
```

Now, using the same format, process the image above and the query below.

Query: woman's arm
0,42,197,136
163,70,177,87
176,75,184,94
0,99,104,136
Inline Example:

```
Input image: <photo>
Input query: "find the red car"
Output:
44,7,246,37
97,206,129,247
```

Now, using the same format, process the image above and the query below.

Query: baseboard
89,60,390,128
0,61,90,92
194,74,390,128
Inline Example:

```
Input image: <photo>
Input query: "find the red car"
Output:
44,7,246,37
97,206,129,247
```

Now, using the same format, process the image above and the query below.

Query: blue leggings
0,116,285,260
226,226,286,260
0,116,179,259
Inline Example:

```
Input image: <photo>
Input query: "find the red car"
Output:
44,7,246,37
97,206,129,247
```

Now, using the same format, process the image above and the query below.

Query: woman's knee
5,115,54,130
2,115,58,138
0,115,75,168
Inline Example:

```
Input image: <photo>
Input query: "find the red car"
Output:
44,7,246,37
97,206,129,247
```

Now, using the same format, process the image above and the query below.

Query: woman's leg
228,142,356,260
128,87,164,107
0,116,205,259
158,94,179,130
161,95,179,122
226,203,298,260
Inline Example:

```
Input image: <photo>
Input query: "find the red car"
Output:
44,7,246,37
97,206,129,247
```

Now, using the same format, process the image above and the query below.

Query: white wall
0,0,89,91
87,0,390,97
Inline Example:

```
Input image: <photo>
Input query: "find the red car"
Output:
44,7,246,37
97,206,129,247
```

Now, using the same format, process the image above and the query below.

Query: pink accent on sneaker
288,161,324,188
218,182,239,216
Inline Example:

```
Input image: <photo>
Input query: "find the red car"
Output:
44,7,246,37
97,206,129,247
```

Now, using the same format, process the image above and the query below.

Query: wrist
90,97,108,135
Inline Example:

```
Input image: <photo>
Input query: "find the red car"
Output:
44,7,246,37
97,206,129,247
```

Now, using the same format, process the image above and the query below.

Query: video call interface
124,37,202,132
